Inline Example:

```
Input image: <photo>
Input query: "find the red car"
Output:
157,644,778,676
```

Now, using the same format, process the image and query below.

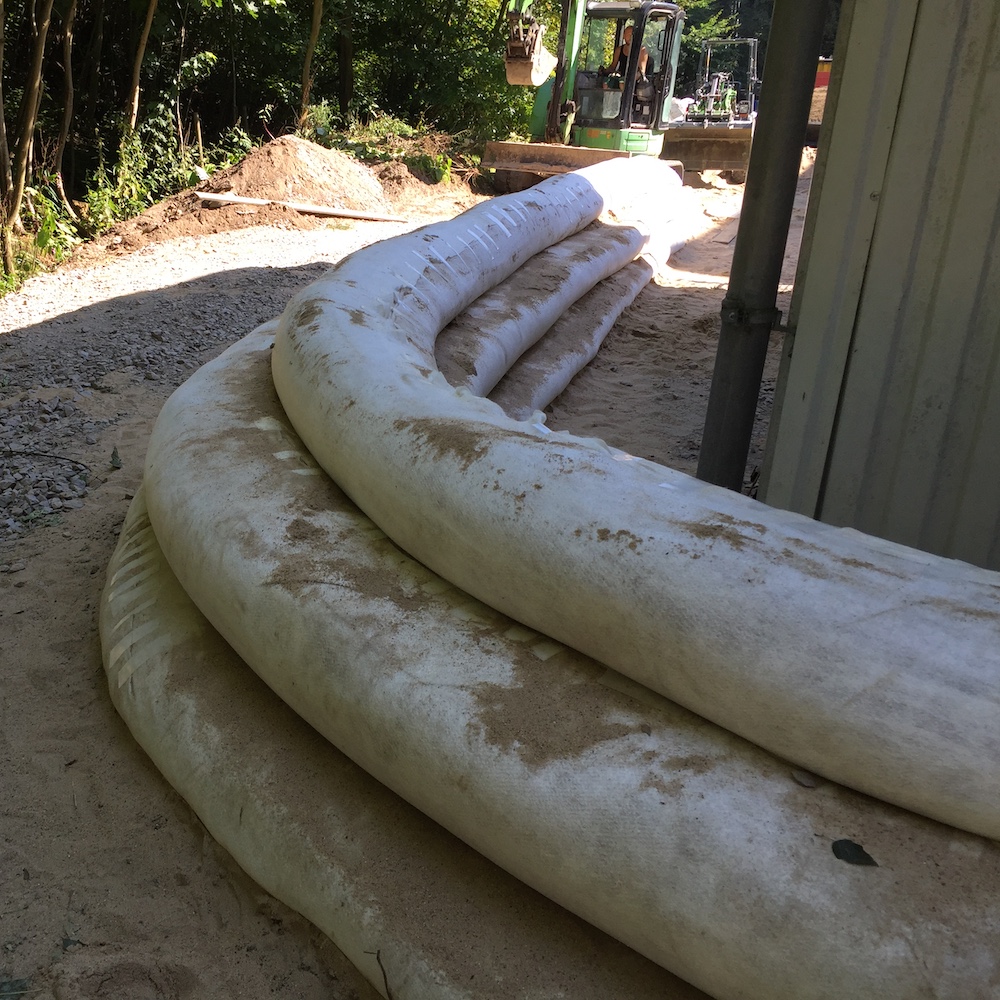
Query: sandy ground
0,140,814,998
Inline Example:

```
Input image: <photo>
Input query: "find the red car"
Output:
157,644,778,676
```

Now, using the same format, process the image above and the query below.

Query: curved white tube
143,329,1000,1000
269,159,1000,840
101,488,702,1000
489,258,654,419
435,221,649,395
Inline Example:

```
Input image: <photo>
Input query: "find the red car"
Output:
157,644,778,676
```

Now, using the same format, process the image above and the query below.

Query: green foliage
301,106,408,159
736,0,773,48
297,99,350,146
0,235,43,296
212,125,256,169
198,0,287,12
115,126,157,214
348,0,537,140
674,0,741,95
0,180,81,293
337,113,417,147
24,183,81,261
81,164,121,237
178,50,219,90
405,152,452,185
299,108,453,185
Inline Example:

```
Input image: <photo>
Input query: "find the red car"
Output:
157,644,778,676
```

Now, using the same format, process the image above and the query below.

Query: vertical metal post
696,0,828,491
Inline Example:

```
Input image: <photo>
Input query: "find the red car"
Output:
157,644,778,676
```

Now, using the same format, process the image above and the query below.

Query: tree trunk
227,0,238,125
3,0,57,274
54,0,79,219
126,0,158,132
175,21,186,156
78,0,104,137
300,0,323,126
0,0,10,274
337,5,353,118
0,0,11,200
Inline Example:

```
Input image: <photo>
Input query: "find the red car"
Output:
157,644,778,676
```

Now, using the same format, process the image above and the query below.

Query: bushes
1,119,258,293
298,106,457,184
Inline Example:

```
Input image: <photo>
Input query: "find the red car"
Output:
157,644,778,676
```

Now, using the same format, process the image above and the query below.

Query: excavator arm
504,0,558,86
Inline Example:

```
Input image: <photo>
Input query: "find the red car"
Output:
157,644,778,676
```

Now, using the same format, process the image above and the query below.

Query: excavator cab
572,4,684,153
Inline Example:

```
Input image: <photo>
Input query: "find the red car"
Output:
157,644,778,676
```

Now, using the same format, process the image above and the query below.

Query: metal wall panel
762,0,1000,570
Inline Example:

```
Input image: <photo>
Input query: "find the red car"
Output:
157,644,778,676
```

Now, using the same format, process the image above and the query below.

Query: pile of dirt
372,158,432,200
199,134,391,211
71,136,476,265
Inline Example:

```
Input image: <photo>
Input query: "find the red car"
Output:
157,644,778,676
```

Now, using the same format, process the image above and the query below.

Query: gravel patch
0,220,412,546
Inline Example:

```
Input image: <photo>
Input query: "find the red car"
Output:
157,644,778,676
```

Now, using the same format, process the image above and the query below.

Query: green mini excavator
483,1,759,187
483,0,686,188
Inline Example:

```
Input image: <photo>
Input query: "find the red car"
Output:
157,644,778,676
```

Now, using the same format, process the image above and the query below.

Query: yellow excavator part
482,140,633,176
661,125,755,175
480,141,684,192
505,47,558,87
504,9,558,87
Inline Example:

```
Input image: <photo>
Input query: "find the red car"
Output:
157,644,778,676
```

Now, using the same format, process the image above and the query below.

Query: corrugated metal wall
761,0,1000,570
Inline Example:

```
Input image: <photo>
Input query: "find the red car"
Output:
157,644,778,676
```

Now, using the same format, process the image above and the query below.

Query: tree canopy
1,0,838,283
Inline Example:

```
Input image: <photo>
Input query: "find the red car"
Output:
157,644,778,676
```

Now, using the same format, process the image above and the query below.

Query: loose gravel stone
0,218,416,544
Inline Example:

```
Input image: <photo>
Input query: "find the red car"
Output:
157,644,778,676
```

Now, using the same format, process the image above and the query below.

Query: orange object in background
815,57,832,89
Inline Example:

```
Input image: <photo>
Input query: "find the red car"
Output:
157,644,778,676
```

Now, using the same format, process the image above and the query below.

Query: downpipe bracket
720,297,783,331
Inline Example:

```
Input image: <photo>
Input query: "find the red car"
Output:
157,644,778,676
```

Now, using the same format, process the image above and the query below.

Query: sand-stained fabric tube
269,158,1000,841
488,257,655,419
143,328,1000,1000
434,220,650,395
101,487,705,1000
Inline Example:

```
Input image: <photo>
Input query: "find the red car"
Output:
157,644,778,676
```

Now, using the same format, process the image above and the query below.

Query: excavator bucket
482,141,632,175
661,124,754,175
504,8,558,87
506,47,558,87
481,141,684,192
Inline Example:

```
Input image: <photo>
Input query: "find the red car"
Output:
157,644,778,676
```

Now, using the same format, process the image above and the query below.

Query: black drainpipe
695,0,829,492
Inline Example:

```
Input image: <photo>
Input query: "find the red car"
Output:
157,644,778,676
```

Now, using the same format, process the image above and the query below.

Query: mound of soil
71,136,469,264
200,134,391,211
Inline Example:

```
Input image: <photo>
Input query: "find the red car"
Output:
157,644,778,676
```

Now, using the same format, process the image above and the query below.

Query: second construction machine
661,36,760,181
483,1,759,186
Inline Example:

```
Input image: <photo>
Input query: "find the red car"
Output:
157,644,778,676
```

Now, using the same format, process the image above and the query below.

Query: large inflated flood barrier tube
105,158,1000,999
487,257,655,420
141,328,1000,1000
102,488,705,1000
434,220,651,395
271,158,1000,841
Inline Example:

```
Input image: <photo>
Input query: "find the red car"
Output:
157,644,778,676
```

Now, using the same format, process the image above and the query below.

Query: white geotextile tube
101,489,703,1000
434,220,650,395
143,329,1000,1000
489,257,655,420
270,158,1000,840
